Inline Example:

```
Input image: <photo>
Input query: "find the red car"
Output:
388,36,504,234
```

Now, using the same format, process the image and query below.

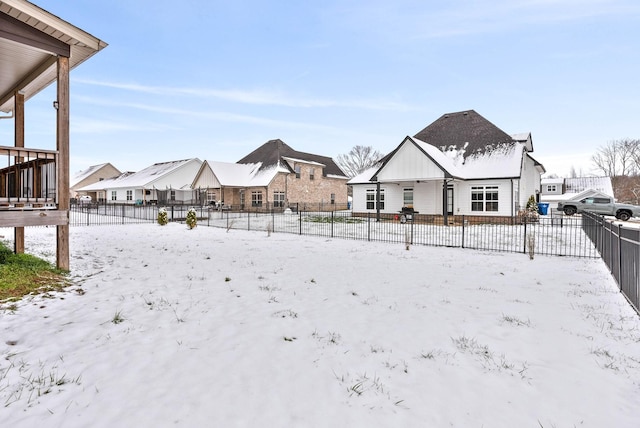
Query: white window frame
403,188,413,208
471,185,499,212
366,188,384,210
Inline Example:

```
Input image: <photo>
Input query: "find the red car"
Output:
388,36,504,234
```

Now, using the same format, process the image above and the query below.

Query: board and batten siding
455,180,513,216
193,164,221,189
376,142,446,182
351,180,444,215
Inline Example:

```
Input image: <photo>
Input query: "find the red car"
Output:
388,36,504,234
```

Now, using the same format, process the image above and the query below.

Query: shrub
522,195,539,222
186,208,197,229
0,241,13,264
157,207,168,226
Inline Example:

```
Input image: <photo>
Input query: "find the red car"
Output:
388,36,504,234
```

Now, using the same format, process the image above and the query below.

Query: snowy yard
1,223,639,427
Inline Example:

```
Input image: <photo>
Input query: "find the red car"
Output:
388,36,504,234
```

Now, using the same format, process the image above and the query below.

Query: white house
79,158,202,204
349,110,545,220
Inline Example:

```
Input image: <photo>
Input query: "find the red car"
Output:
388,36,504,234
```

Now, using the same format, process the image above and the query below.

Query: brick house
192,139,348,210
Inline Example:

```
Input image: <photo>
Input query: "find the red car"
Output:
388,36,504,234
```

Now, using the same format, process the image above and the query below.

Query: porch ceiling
0,0,107,113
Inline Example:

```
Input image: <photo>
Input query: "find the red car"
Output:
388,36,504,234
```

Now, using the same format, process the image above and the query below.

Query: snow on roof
281,156,326,168
412,137,465,178
70,163,108,187
248,163,284,187
457,142,524,179
346,165,381,185
348,137,526,184
541,178,565,184
206,161,262,187
77,172,134,191
565,177,613,196
80,159,200,190
201,160,291,188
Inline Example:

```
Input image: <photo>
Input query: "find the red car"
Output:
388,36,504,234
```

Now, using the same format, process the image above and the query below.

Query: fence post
331,211,334,238
410,215,414,244
367,212,371,241
461,215,465,248
523,217,527,254
299,207,302,235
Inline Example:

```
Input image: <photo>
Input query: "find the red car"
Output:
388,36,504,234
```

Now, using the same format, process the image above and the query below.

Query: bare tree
336,145,384,177
591,139,640,177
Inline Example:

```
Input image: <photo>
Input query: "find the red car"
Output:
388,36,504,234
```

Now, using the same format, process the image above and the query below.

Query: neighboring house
192,139,348,209
540,176,614,214
348,110,545,219
70,163,121,202
78,158,202,204
0,0,106,269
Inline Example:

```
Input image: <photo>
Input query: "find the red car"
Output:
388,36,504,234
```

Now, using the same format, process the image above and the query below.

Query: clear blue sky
2,0,639,177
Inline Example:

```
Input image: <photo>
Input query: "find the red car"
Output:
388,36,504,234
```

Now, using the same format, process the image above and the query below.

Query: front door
447,185,454,216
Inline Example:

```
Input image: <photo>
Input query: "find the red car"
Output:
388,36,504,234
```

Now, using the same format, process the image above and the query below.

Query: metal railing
582,211,640,314
69,203,598,259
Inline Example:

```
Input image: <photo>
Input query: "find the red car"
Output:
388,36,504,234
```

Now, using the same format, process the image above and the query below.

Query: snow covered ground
1,223,639,428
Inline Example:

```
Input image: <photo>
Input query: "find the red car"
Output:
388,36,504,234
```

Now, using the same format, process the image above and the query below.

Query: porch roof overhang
0,0,108,113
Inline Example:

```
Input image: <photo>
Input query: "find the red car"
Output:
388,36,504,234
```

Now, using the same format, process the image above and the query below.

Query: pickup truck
557,197,640,221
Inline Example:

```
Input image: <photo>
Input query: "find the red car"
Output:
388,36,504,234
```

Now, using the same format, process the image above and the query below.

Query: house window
111,191,117,201
295,165,301,179
366,189,384,210
170,190,176,201
403,188,413,208
252,191,263,207
273,191,285,208
366,189,375,209
546,184,557,192
310,168,315,180
126,190,133,201
330,193,335,204
207,191,216,203
471,186,499,212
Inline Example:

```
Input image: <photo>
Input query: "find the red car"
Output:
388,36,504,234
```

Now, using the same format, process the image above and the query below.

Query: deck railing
0,145,57,209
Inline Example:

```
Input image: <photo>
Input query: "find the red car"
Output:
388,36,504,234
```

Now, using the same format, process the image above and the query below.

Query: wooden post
56,56,70,270
14,91,25,254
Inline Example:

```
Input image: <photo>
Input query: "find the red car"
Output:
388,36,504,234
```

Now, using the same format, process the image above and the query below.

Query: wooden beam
56,56,70,270
13,90,24,254
0,210,69,227
0,12,70,57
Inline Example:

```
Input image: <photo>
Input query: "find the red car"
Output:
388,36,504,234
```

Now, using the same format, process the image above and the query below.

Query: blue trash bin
537,203,549,215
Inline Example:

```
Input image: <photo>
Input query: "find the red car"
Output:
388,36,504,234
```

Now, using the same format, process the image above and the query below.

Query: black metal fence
70,204,597,258
582,211,640,314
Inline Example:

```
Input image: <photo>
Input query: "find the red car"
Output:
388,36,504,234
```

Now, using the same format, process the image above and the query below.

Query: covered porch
0,0,106,269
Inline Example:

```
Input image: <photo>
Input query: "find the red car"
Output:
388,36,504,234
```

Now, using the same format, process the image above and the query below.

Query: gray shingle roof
237,139,346,177
413,110,515,160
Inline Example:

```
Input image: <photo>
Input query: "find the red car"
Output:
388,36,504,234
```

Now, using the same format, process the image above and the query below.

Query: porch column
376,182,381,222
13,90,25,254
442,180,448,226
56,56,70,270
